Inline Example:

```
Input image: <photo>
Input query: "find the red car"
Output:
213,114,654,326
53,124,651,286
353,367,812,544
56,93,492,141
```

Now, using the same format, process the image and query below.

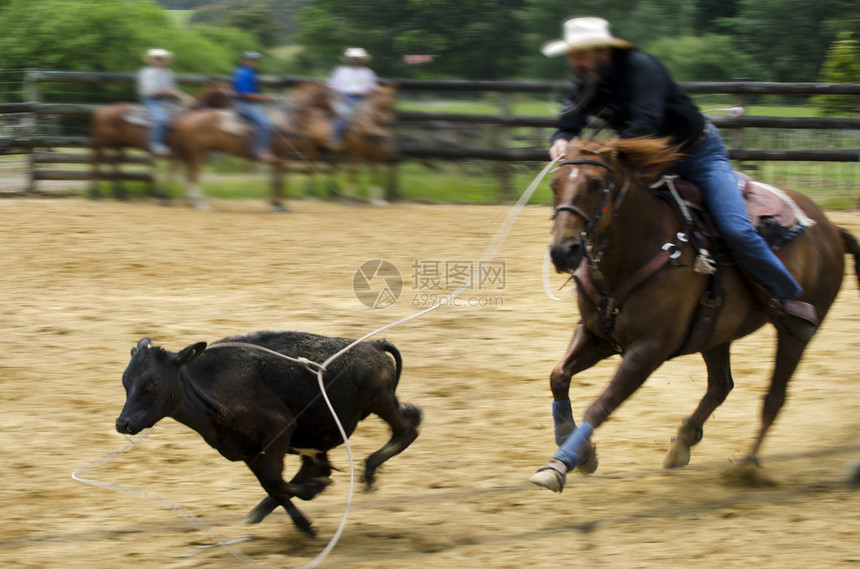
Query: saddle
653,171,816,261
214,107,324,137
123,103,184,127
651,173,817,353
215,109,247,136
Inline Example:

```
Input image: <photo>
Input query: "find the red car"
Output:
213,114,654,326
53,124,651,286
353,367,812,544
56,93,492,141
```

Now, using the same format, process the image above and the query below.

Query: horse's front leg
532,339,663,493
549,321,616,447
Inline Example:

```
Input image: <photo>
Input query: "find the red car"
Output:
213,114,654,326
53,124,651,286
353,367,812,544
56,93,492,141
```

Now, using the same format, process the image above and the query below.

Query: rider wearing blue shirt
232,52,276,163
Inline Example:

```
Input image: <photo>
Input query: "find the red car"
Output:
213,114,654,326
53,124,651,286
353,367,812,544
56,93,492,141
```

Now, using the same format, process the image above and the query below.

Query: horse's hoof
189,199,210,211
270,203,290,213
369,198,389,208
663,440,691,469
529,459,568,493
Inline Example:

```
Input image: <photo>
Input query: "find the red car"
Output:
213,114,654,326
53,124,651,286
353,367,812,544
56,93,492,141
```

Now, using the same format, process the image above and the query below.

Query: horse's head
191,80,233,110
367,84,397,124
548,139,618,273
548,136,682,273
290,81,338,115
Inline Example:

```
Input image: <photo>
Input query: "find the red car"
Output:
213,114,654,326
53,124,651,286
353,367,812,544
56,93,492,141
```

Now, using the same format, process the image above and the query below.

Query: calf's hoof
294,477,332,501
529,459,568,493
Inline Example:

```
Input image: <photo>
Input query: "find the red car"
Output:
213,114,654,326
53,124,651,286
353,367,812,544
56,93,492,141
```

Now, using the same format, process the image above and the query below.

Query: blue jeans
674,126,803,300
143,97,169,150
333,94,363,143
235,100,273,157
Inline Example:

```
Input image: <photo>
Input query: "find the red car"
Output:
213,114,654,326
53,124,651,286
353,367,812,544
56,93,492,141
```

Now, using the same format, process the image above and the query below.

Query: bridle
551,157,627,271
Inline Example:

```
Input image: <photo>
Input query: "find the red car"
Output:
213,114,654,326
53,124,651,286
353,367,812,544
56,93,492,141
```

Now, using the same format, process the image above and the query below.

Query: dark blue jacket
552,48,705,148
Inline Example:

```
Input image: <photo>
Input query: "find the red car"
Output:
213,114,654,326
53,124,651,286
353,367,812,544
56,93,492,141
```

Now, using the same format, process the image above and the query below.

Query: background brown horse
336,83,398,205
171,80,336,211
530,137,860,493
89,81,232,199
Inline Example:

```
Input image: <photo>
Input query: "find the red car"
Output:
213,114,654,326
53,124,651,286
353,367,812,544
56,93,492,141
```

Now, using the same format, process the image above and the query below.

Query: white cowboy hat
541,17,632,57
343,47,371,60
241,51,263,61
143,48,174,63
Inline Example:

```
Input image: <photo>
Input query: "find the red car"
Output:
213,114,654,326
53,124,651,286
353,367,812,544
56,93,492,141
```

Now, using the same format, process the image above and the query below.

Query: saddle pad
216,109,247,136
666,173,815,230
742,176,816,229
123,103,184,128
216,108,293,136
122,106,151,127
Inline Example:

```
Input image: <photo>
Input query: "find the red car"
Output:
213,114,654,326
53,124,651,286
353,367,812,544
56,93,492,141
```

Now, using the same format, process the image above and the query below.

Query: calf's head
115,337,207,435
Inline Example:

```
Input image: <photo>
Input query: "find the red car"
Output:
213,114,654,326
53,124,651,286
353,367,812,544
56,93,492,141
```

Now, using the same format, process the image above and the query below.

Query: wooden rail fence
0,71,858,198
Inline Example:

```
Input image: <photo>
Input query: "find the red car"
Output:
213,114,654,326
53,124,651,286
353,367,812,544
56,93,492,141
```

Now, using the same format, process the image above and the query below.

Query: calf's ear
173,341,208,368
131,337,152,357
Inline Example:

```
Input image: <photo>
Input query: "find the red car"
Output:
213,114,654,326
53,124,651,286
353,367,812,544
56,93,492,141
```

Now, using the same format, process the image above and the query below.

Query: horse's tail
839,226,860,287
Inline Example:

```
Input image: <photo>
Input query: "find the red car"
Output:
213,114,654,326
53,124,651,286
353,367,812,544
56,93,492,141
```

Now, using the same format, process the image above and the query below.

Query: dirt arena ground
1,196,858,569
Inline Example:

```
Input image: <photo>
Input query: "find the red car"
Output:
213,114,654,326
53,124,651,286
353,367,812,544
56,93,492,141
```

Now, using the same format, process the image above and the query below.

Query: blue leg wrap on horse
553,422,594,470
552,399,576,446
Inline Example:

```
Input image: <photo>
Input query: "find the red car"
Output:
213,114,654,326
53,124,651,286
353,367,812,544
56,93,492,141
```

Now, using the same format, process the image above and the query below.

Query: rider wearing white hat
137,48,182,156
532,15,819,495
544,17,816,341
540,17,632,57
328,47,379,148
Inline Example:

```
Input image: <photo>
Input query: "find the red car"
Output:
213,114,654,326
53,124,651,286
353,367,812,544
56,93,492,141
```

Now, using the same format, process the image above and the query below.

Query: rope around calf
71,157,561,568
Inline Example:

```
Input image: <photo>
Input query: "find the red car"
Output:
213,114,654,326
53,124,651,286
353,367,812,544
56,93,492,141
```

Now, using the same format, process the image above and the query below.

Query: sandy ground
1,196,858,569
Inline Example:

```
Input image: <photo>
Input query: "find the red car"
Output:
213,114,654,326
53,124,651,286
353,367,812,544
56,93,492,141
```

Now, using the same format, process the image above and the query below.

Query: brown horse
89,81,233,199
171,80,336,211
334,83,398,205
530,136,860,493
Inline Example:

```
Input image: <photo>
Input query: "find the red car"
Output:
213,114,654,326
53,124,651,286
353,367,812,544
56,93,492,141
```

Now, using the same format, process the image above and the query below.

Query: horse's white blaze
567,167,580,181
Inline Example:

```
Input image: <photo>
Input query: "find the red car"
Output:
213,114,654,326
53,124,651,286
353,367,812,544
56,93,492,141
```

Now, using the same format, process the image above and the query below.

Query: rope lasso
72,154,561,568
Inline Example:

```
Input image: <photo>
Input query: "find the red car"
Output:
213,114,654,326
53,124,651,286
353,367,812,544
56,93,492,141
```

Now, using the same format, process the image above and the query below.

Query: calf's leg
363,401,421,490
245,452,334,524
245,453,318,536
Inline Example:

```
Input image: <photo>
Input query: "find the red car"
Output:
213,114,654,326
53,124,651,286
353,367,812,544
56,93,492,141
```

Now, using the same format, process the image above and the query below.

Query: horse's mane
288,81,337,114
578,136,683,181
352,84,397,135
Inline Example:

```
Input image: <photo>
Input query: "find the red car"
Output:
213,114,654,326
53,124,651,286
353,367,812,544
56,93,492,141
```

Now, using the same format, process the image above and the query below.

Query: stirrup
767,298,818,341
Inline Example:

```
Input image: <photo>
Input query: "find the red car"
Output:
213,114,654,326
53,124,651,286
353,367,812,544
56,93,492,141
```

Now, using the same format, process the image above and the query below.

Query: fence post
494,91,513,201
24,69,39,193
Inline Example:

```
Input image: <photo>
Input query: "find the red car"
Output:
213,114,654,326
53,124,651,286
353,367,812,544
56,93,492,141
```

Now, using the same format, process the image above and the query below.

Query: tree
812,31,860,116
647,34,755,81
0,0,258,105
720,0,842,82
295,0,526,79
188,0,307,44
